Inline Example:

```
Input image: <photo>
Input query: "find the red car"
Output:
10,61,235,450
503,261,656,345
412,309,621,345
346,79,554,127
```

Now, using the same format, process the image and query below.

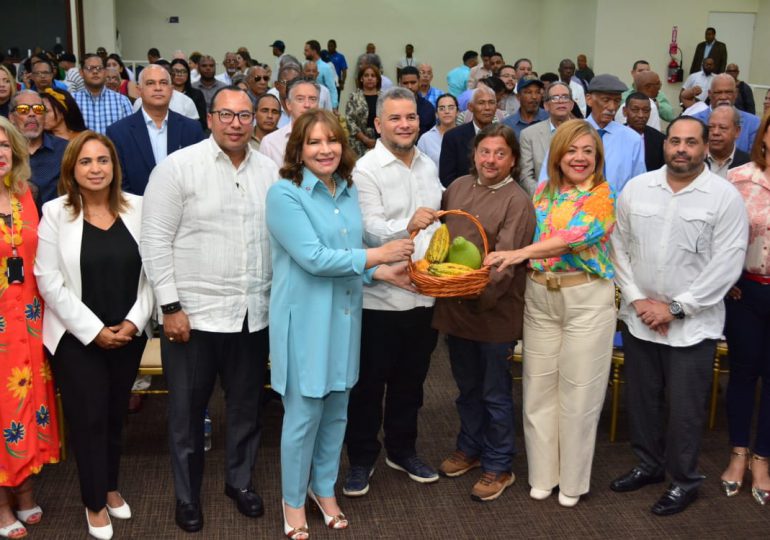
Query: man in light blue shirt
690,73,759,154
538,74,645,192
447,51,478,97
502,77,549,138
304,40,338,110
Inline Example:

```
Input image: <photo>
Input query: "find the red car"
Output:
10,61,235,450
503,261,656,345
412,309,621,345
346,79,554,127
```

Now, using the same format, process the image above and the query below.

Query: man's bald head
634,70,661,99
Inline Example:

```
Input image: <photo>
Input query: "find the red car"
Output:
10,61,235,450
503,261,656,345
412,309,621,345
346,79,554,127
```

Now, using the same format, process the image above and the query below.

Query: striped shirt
73,87,132,133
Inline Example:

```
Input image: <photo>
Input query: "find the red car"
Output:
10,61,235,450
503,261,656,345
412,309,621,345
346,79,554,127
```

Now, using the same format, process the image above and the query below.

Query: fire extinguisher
668,26,684,83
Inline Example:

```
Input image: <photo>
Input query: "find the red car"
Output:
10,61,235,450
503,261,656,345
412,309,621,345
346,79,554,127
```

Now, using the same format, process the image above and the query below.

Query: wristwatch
669,300,685,320
161,301,182,315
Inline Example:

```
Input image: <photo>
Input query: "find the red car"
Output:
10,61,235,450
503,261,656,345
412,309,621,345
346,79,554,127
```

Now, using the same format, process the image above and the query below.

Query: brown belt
529,271,600,291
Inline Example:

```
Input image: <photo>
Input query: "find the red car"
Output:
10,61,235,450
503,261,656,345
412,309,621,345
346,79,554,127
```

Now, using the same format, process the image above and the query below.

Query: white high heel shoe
85,508,113,540
106,493,131,520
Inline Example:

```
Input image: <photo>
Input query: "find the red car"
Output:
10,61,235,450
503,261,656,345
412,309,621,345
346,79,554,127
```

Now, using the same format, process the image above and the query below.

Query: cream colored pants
522,275,616,497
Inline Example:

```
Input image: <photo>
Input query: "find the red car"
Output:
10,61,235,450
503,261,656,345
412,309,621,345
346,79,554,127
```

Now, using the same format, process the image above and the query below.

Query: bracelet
161,301,182,315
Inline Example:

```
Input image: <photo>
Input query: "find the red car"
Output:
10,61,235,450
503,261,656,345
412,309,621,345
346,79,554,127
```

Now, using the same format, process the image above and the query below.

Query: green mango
447,236,482,269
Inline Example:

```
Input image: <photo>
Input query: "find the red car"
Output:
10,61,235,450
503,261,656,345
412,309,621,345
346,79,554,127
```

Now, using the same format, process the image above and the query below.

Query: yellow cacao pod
425,224,450,263
414,259,431,273
428,262,476,277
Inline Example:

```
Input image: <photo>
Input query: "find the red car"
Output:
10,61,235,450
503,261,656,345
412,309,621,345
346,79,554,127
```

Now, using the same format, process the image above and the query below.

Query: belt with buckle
529,271,599,290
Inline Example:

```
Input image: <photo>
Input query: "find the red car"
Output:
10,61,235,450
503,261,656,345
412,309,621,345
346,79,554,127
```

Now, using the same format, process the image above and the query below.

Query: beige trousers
522,275,616,496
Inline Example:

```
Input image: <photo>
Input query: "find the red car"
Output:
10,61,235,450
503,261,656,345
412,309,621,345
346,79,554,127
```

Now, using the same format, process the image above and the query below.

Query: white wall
83,0,117,55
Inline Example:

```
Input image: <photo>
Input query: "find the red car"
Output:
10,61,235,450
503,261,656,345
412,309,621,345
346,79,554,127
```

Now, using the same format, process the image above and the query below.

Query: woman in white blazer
34,131,153,540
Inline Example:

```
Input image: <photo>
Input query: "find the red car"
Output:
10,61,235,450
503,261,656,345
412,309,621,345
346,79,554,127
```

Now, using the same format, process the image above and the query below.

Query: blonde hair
542,119,606,200
0,116,31,195
0,65,16,101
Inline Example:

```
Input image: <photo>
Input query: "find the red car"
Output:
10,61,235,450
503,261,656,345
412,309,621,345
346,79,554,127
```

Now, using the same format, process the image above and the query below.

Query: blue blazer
439,121,476,188
106,109,205,195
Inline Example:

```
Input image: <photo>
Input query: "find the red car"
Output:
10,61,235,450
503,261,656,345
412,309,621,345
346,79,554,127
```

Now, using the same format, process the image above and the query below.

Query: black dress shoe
225,484,264,518
610,467,665,492
651,484,698,516
175,500,203,532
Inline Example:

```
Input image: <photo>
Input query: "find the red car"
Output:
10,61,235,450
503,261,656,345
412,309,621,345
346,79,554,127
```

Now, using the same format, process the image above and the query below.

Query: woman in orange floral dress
0,116,59,539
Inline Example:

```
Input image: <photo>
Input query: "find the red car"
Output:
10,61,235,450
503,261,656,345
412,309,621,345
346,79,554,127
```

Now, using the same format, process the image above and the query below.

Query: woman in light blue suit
266,110,414,539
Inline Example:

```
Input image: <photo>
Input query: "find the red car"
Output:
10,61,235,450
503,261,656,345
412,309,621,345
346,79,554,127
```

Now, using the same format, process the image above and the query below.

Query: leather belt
529,270,600,291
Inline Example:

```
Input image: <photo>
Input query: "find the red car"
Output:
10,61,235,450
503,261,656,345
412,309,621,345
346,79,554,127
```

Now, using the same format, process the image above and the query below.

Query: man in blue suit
107,64,205,195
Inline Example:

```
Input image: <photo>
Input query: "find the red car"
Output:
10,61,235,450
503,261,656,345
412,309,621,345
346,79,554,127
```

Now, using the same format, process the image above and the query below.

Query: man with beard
502,76,548,138
344,87,443,498
9,90,67,205
681,58,716,106
193,55,228,109
610,115,748,516
691,74,759,153
73,53,133,134
623,92,665,171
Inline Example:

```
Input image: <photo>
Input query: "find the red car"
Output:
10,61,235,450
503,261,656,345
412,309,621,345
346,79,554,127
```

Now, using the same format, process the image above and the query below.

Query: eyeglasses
547,95,572,103
437,105,457,111
253,76,270,82
13,104,47,115
210,109,254,123
83,65,104,73
32,71,53,77
171,69,189,76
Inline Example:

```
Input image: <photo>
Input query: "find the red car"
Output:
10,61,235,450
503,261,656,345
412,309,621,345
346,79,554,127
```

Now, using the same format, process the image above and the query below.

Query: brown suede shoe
471,471,515,502
438,450,481,478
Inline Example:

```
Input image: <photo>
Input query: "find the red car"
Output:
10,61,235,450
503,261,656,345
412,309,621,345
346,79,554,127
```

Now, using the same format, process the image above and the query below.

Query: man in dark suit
690,27,728,74
623,92,665,171
439,85,497,186
107,64,205,195
707,105,750,178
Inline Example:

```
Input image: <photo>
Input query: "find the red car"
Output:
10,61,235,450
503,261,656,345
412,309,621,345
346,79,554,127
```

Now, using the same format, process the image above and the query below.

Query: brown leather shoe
471,471,515,502
438,450,481,478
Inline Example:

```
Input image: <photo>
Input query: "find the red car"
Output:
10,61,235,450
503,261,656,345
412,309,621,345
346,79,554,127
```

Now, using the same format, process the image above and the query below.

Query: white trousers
522,275,616,496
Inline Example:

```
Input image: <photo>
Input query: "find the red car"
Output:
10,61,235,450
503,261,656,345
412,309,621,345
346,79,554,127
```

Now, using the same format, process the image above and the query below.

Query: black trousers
161,320,268,504
50,332,146,512
345,307,437,466
622,329,716,492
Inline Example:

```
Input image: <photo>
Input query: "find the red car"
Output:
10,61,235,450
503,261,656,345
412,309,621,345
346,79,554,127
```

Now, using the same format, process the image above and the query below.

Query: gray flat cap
587,74,627,93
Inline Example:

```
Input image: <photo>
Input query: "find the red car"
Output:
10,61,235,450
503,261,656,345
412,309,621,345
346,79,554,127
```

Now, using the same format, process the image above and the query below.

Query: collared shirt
416,125,443,167
259,122,292,167
728,162,770,275
706,147,737,179
692,107,760,154
267,87,291,127
621,87,676,122
502,108,549,138
615,97,661,131
141,108,169,164
683,71,715,101
141,136,280,333
354,140,444,311
192,78,228,109
215,72,233,85
29,133,68,205
586,116,646,192
316,61,339,109
446,65,470,97
419,86,444,109
562,78,587,117
612,166,749,347
73,87,133,134
530,181,616,278
132,90,199,120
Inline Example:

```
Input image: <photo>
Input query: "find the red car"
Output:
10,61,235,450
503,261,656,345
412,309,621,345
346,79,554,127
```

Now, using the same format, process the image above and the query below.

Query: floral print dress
0,188,59,486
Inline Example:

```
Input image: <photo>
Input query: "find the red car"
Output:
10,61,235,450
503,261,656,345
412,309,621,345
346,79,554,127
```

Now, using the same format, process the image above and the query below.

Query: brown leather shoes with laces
471,471,515,502
438,450,481,478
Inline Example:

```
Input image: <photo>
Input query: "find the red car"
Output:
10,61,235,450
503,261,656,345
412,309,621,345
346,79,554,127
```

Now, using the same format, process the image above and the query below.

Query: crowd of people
0,27,768,539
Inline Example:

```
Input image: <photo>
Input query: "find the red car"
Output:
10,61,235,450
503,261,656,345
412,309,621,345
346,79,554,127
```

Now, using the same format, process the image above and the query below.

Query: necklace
0,190,22,247
327,180,337,198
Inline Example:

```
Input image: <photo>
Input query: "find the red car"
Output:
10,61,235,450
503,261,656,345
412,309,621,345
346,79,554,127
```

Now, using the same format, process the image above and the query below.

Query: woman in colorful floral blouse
485,119,617,508
0,116,60,539
721,113,770,506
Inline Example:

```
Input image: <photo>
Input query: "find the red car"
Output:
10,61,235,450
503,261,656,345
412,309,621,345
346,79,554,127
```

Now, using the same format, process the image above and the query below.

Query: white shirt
141,136,279,332
267,87,291,127
416,125,443,167
141,108,168,163
190,68,200,84
133,90,199,120
706,147,738,179
682,101,709,117
683,71,715,101
215,72,233,85
318,84,333,111
354,140,444,311
259,122,292,167
612,166,748,347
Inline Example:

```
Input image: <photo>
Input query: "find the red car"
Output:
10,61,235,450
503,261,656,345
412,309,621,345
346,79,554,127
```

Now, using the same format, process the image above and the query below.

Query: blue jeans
447,336,516,472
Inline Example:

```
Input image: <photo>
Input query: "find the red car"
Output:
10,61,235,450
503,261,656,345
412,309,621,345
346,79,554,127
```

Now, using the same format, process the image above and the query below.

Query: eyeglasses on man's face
210,109,255,123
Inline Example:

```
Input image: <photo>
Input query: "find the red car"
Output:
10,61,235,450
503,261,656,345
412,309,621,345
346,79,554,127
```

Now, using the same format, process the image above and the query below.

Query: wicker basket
407,209,491,298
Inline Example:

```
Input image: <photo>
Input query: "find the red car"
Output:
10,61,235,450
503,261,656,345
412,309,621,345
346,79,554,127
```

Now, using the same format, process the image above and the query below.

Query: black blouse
80,217,141,327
